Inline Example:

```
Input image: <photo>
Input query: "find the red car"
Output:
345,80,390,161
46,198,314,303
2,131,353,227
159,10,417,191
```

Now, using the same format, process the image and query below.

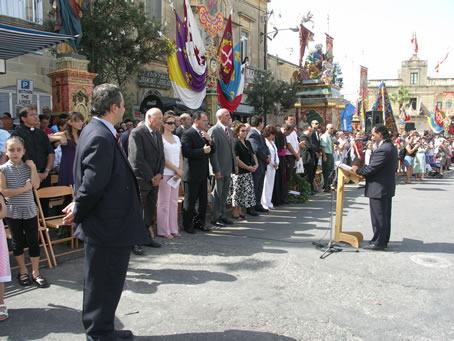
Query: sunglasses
165,121,176,125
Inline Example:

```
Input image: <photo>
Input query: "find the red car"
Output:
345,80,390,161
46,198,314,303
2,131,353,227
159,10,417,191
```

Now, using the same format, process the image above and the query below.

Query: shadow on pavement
388,238,454,254
135,329,296,340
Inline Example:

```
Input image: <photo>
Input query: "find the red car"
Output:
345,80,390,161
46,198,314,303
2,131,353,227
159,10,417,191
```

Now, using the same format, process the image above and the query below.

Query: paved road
2,172,454,341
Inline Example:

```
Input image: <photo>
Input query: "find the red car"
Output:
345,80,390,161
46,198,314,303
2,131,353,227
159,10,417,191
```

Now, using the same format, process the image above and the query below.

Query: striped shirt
0,161,37,219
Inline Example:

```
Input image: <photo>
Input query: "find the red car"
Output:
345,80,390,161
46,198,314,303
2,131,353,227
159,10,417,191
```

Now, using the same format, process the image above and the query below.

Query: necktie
116,133,125,153
225,127,231,142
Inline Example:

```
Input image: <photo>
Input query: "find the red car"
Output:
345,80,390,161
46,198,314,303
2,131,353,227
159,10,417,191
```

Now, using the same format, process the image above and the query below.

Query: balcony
0,0,43,25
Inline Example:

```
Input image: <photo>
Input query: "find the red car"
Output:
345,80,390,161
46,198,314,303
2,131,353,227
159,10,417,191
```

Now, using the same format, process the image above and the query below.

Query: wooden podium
334,166,364,248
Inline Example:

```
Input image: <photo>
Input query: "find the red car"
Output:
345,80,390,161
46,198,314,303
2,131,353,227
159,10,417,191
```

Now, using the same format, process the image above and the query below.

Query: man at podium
352,124,398,251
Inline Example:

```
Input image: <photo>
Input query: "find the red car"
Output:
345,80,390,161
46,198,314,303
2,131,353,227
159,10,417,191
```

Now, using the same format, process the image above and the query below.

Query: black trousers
272,155,286,205
83,243,130,341
285,155,296,183
369,197,392,247
183,180,207,229
252,171,265,210
140,186,158,229
307,160,317,191
6,216,40,257
39,175,51,217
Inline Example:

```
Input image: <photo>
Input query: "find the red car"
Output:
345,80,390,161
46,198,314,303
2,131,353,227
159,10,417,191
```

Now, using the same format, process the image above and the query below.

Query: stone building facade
367,54,454,131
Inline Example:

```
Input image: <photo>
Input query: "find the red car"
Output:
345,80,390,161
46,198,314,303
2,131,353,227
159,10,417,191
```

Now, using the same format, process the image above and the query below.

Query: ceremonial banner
372,82,398,132
174,9,207,92
299,24,314,67
184,0,206,76
199,0,225,37
427,105,444,134
359,66,368,122
218,15,234,84
411,32,418,54
217,41,246,112
325,33,334,60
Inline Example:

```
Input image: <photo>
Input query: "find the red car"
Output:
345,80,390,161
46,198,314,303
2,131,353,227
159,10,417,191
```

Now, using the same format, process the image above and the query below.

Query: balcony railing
0,0,43,25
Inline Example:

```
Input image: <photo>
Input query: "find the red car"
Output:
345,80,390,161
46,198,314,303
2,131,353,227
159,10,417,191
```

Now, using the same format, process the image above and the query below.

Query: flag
372,82,398,132
298,24,314,67
217,41,246,112
427,105,444,133
411,32,418,54
174,9,207,92
435,50,449,73
183,0,206,76
218,15,234,84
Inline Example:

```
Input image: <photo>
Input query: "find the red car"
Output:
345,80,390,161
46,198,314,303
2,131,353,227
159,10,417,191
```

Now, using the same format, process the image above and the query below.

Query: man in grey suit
208,108,238,226
352,124,398,251
128,108,165,253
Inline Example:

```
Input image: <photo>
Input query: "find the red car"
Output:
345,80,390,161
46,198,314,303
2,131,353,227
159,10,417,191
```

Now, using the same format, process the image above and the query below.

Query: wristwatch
44,168,51,172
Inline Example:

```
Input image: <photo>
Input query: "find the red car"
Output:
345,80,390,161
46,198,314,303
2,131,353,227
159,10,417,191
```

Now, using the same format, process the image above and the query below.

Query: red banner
217,15,234,84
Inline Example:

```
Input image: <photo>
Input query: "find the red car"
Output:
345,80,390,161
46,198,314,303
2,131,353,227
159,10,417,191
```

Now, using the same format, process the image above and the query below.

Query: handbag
296,158,305,174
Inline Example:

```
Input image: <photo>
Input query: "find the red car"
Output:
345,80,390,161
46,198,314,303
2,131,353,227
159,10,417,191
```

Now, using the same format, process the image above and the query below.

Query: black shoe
184,227,197,234
132,245,144,255
144,239,161,248
246,209,258,216
210,220,224,227
199,225,212,231
220,217,234,225
363,244,386,251
256,207,269,213
368,240,377,245
114,329,134,339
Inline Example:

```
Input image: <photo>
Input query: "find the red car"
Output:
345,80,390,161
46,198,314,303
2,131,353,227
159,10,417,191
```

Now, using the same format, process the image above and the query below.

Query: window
410,98,417,110
410,72,418,85
436,101,442,109
240,32,248,63
0,0,43,24
145,0,162,21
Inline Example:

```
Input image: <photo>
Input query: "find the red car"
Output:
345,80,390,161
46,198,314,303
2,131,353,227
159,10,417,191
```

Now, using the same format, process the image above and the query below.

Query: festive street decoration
359,66,368,122
298,24,314,68
198,0,225,37
435,50,449,73
217,15,234,85
372,82,398,132
184,0,206,76
217,41,246,112
411,32,418,54
427,105,444,133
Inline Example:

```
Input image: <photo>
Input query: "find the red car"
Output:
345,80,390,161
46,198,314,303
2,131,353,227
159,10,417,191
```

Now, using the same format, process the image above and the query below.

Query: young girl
0,136,49,288
0,194,9,321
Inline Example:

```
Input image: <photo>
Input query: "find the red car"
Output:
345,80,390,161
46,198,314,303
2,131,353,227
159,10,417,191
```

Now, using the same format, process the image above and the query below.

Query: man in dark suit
309,120,321,193
299,124,316,193
352,124,398,251
208,108,238,226
63,84,150,340
175,113,192,139
246,115,270,214
128,108,165,253
181,111,215,233
119,119,134,156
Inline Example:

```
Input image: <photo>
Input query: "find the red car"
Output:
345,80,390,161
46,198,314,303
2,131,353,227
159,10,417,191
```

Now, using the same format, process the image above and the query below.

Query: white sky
267,0,454,102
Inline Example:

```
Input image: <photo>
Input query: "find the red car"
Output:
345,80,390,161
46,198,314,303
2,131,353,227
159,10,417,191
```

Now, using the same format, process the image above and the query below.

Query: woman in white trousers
261,125,279,210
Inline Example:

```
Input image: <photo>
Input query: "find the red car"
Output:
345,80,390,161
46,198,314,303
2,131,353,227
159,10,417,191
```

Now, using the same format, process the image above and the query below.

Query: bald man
208,108,238,226
128,108,164,252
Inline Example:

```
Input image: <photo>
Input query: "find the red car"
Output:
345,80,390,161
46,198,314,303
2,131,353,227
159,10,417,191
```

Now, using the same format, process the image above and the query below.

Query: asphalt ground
2,171,454,341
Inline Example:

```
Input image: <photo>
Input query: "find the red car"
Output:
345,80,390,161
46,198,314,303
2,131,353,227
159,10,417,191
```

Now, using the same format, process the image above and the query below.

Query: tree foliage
78,0,172,88
390,86,411,109
278,81,298,110
245,71,279,116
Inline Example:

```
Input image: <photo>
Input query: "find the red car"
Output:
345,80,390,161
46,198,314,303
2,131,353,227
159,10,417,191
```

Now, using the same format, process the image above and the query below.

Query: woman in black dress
228,122,258,219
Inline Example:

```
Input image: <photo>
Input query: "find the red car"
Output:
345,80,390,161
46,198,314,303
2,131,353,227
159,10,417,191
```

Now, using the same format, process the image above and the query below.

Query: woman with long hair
156,113,183,238
404,133,420,184
53,112,84,186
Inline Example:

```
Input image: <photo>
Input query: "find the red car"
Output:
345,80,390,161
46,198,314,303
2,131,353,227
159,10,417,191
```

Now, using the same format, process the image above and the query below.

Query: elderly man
208,108,238,226
284,114,300,183
320,123,335,192
175,113,192,139
62,84,150,340
128,108,165,253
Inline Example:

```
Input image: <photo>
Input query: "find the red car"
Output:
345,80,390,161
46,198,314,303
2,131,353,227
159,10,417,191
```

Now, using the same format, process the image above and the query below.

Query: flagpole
382,82,385,127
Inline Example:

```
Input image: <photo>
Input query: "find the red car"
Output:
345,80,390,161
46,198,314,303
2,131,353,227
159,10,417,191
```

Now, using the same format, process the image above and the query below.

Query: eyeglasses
165,122,176,125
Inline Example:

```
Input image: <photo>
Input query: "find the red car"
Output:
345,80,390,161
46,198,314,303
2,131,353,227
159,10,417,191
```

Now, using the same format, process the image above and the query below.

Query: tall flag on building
427,105,444,133
411,32,418,54
435,50,449,73
298,24,314,68
372,82,398,132
217,41,246,112
167,3,207,109
359,66,368,122
218,15,234,84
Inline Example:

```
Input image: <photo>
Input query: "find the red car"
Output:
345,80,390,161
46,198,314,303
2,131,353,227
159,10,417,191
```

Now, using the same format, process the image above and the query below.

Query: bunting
372,82,398,132
427,105,444,134
218,16,234,84
217,41,246,112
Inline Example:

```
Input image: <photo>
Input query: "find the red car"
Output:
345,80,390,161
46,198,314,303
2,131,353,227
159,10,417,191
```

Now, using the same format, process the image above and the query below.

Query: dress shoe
256,207,269,213
144,239,161,248
363,244,386,251
114,329,134,339
132,245,144,255
184,227,196,234
210,220,224,227
220,217,234,225
197,224,212,231
368,240,377,245
246,209,258,216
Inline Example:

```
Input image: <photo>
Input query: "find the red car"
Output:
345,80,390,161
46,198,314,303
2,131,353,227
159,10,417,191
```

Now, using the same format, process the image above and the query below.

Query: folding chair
34,186,82,266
